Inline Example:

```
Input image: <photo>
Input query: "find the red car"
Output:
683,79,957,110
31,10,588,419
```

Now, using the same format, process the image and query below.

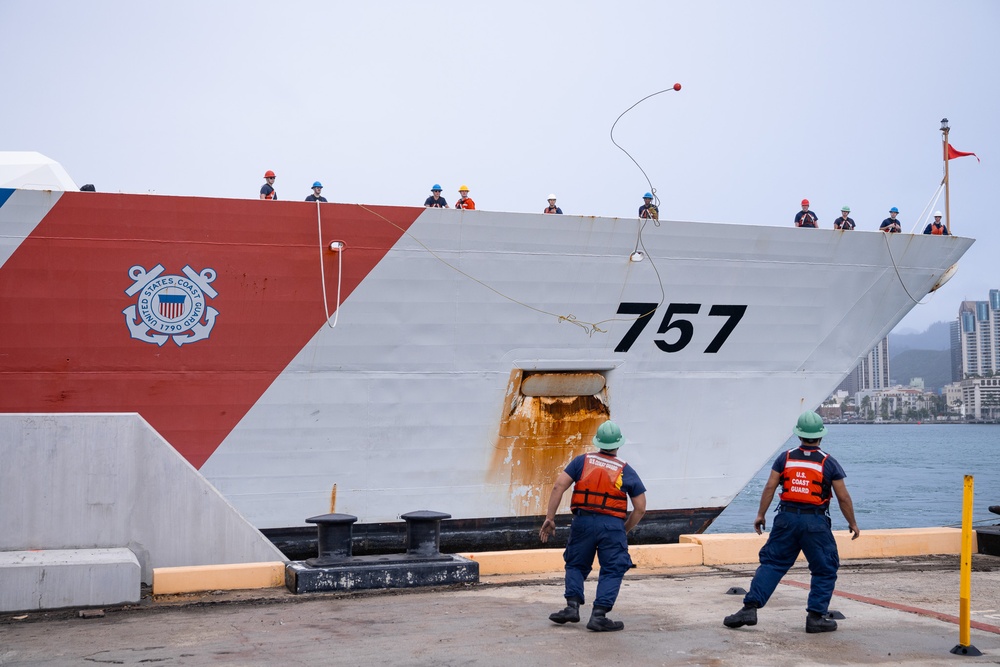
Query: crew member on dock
638,192,659,220
260,170,277,200
923,212,950,235
544,194,562,214
305,182,327,202
834,206,855,230
540,420,647,632
880,207,902,233
724,410,859,634
455,185,475,210
794,199,817,227
424,184,447,208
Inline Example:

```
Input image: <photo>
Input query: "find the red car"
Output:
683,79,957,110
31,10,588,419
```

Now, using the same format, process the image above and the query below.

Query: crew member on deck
544,194,563,214
455,185,475,210
724,411,859,634
794,199,817,227
880,207,902,233
638,192,659,220
260,170,277,200
834,206,855,230
305,181,327,202
540,420,646,632
923,211,950,235
424,184,447,208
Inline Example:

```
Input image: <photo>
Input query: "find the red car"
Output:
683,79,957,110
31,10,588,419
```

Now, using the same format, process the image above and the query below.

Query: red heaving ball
673,83,682,91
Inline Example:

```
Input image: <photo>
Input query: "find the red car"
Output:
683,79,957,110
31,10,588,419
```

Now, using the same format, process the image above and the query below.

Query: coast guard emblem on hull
123,264,219,346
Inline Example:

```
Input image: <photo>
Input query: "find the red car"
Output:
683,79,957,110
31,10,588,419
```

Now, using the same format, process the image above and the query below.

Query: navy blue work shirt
795,210,818,227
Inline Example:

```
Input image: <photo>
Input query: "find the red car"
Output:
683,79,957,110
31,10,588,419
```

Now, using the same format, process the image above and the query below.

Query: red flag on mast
947,143,980,162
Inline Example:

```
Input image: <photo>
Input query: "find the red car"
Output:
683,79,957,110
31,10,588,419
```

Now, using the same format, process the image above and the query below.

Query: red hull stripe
0,193,421,467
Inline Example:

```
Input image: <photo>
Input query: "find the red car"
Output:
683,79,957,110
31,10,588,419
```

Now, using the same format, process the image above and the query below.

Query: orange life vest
779,447,830,506
456,197,476,210
570,453,628,519
931,223,945,235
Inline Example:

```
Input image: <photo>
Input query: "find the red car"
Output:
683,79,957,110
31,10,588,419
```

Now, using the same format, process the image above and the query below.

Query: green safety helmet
793,411,827,439
593,420,625,450
841,206,851,212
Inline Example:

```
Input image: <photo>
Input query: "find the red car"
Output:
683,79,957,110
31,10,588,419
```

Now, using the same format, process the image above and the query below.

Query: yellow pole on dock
950,474,981,656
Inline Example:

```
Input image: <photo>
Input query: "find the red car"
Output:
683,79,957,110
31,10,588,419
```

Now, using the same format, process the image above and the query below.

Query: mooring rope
316,201,342,328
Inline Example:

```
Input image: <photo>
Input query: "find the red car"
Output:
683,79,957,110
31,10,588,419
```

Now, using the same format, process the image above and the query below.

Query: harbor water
707,423,1000,534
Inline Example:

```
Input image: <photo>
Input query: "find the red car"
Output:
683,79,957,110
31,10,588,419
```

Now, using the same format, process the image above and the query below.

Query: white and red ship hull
0,180,973,553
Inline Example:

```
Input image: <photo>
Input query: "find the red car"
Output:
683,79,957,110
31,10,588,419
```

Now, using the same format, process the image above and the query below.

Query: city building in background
944,289,1000,420
943,377,1000,421
952,290,1000,379
825,290,1000,422
837,337,890,395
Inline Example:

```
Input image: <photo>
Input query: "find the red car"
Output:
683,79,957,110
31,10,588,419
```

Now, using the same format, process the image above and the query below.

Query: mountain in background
889,320,950,353
888,321,952,391
889,349,952,391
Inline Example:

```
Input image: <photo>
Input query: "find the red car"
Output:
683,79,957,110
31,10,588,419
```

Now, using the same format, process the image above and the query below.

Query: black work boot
805,611,837,633
587,606,624,632
548,599,580,624
723,603,758,628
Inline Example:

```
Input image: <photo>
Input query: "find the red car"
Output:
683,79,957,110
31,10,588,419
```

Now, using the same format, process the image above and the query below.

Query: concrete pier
2,553,999,666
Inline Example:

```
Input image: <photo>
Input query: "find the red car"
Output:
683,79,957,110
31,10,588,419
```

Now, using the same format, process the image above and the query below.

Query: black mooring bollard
305,513,358,566
401,510,451,557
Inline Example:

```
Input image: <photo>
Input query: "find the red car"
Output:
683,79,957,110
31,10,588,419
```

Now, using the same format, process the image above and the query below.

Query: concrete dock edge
149,528,980,592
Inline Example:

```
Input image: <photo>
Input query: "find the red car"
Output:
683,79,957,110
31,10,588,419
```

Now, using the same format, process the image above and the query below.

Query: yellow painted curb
153,561,286,595
629,543,703,568
680,533,768,565
836,527,973,559
460,548,565,576
681,527,974,565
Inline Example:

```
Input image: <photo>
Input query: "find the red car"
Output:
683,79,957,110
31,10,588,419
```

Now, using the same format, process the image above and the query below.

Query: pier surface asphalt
2,554,1000,666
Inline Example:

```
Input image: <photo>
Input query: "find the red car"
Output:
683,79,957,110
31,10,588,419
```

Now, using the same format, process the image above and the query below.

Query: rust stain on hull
489,370,610,516
329,483,337,514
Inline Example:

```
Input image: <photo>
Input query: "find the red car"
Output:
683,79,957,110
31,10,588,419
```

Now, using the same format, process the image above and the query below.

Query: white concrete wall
0,414,285,584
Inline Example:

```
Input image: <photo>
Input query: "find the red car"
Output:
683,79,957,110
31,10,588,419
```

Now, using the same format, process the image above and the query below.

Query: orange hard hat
801,199,810,206
264,170,276,178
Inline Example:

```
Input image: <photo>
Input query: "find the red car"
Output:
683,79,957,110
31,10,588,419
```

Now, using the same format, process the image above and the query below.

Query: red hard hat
264,170,276,178
801,199,810,206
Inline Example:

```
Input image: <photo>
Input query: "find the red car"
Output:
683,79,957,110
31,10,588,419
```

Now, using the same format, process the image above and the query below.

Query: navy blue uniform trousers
562,511,631,610
744,509,840,614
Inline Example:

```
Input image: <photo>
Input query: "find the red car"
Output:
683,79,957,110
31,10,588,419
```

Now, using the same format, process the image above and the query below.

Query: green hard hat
593,420,625,450
841,205,851,212
793,411,828,439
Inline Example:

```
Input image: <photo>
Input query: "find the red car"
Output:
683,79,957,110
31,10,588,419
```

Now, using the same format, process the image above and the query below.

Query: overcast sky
3,1,996,334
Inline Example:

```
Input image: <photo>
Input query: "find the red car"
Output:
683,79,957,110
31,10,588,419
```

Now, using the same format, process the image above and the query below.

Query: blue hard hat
889,206,899,213
643,192,653,199
432,184,442,191
312,181,323,189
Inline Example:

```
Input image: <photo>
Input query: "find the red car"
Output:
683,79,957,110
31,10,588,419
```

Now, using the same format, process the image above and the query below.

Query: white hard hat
547,194,557,200
934,211,943,217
